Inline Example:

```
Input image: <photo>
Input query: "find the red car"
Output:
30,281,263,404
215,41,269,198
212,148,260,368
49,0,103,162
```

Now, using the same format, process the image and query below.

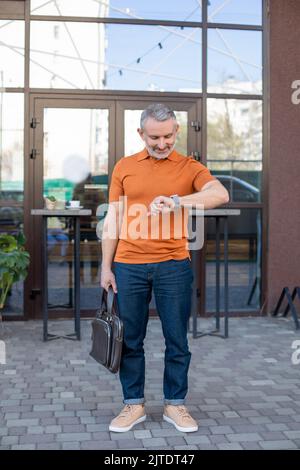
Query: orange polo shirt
109,148,215,264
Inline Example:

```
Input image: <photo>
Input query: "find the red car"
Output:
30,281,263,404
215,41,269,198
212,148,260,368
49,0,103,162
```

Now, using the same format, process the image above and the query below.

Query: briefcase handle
100,286,118,317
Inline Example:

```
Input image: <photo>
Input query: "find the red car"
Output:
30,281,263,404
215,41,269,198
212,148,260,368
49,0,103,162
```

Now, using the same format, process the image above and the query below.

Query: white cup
69,200,80,208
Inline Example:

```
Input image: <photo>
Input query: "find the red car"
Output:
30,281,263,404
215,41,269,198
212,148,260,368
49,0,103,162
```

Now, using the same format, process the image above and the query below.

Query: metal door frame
24,91,203,320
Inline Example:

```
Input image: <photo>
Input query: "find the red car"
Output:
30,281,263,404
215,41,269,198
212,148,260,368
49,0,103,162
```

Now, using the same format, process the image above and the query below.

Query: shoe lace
177,406,191,419
119,405,134,418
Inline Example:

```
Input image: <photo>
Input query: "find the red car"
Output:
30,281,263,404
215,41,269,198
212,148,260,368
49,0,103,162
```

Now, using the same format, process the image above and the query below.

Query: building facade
0,0,298,321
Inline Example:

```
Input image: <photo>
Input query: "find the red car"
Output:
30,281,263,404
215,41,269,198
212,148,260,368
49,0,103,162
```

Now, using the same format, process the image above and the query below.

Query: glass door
27,94,202,319
116,99,200,160
116,99,202,317
28,96,115,318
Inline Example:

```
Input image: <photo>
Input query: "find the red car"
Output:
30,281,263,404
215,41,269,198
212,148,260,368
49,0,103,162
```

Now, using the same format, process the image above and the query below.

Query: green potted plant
45,195,57,210
0,233,30,321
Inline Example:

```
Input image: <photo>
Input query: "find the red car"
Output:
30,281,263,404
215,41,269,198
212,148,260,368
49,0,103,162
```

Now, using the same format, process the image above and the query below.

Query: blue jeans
113,258,193,405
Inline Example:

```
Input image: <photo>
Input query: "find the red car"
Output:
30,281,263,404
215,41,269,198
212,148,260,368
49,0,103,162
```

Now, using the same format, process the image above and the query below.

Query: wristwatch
170,194,181,210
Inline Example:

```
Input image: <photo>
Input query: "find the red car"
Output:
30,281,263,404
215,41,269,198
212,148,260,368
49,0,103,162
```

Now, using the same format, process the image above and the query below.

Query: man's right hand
100,267,118,293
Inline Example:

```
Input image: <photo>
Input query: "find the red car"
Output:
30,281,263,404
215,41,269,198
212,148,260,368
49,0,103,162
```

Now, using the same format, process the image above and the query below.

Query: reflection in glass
0,94,24,199
207,98,262,201
208,0,262,25
206,208,261,312
43,108,109,310
30,0,202,21
30,22,202,92
124,110,188,156
208,29,262,94
0,93,24,315
0,20,24,87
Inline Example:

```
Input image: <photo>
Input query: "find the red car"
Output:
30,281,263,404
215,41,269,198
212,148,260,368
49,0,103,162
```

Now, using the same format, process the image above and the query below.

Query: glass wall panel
124,110,188,156
30,22,202,91
208,0,262,25
208,29,262,94
207,98,262,202
0,93,24,209
0,20,24,87
31,0,202,22
43,107,109,310
206,208,261,312
0,93,24,315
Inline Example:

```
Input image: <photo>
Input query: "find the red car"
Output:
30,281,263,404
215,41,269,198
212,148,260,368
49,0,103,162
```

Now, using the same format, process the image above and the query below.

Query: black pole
74,216,81,340
215,216,220,331
224,217,229,338
42,216,48,341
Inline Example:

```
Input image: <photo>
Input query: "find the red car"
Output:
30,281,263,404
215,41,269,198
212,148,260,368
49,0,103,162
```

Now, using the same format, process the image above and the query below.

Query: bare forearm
101,236,119,270
179,187,229,210
101,204,122,270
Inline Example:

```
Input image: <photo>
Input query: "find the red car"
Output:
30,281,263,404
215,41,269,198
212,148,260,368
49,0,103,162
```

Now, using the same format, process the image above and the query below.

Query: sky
0,1,263,91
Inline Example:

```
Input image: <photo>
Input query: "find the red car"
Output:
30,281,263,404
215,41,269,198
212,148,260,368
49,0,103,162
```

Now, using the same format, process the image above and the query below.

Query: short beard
145,142,176,160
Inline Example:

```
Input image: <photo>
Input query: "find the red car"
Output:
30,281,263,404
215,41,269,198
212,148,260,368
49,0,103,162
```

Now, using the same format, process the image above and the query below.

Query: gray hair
140,103,177,129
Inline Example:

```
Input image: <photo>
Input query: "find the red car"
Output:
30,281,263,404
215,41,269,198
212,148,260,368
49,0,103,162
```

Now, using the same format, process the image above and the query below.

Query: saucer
67,205,83,210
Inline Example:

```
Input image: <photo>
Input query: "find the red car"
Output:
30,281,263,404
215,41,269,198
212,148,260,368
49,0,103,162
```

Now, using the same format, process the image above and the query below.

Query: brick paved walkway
1,316,300,450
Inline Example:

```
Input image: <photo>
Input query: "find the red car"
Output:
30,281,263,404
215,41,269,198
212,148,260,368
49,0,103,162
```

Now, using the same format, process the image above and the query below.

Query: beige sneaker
109,404,146,433
163,405,198,433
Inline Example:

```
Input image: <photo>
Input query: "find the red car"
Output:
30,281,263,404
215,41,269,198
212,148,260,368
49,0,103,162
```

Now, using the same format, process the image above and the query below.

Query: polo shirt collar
137,148,180,162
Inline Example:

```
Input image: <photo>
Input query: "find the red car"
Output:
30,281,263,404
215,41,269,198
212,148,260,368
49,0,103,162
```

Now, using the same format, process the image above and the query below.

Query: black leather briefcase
90,287,123,374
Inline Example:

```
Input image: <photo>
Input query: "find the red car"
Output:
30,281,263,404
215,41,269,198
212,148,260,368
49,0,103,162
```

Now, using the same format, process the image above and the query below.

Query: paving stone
110,431,135,440
184,435,211,445
241,442,262,450
56,433,92,441
217,443,243,450
27,426,44,434
62,424,85,433
0,428,8,437
6,419,39,427
20,434,55,445
259,440,298,450
265,423,289,432
62,442,81,450
117,439,144,449
223,411,240,418
133,430,152,439
209,426,234,435
283,430,300,439
37,443,61,450
11,444,36,450
197,444,218,450
209,434,229,445
141,438,167,447
91,432,112,440
40,418,57,426
166,436,186,446
7,427,27,436
1,436,19,446
227,433,262,443
3,317,300,450
173,445,198,450
151,428,183,437
44,425,62,434
248,417,272,424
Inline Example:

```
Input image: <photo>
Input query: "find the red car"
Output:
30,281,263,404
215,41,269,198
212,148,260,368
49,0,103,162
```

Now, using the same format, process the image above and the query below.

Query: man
101,103,229,433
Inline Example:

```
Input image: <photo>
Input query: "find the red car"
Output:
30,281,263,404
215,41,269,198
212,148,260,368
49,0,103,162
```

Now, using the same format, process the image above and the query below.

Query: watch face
171,195,180,207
